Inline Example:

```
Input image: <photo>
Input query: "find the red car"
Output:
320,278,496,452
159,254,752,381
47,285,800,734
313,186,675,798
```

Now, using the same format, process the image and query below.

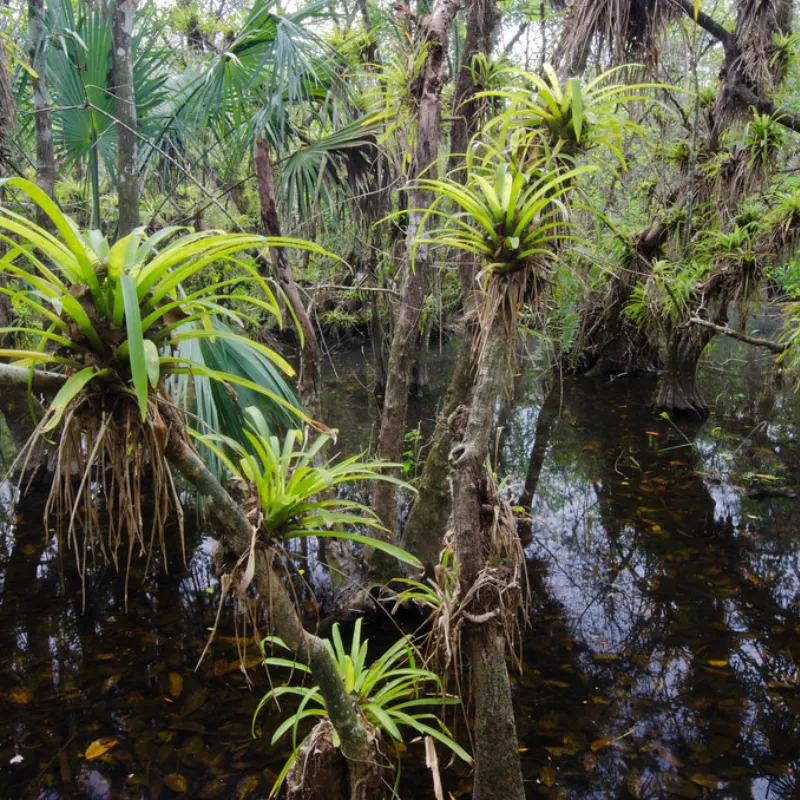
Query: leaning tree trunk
449,309,525,800
28,0,56,223
162,412,385,800
254,138,323,423
400,335,474,571
372,0,460,542
111,0,140,237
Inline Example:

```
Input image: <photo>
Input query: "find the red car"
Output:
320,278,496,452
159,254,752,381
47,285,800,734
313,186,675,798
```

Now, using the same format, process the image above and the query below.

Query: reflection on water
1,328,799,798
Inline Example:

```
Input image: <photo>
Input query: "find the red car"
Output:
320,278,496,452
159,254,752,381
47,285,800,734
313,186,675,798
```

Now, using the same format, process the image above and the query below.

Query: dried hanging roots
422,477,530,704
12,388,184,607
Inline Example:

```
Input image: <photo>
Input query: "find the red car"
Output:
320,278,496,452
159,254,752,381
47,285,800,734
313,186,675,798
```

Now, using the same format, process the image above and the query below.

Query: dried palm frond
555,0,676,73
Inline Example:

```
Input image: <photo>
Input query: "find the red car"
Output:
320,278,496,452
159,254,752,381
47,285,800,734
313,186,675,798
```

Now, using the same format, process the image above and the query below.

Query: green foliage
745,111,784,169
417,148,591,273
0,178,325,429
253,618,468,796
624,258,710,329
197,407,421,566
482,65,656,169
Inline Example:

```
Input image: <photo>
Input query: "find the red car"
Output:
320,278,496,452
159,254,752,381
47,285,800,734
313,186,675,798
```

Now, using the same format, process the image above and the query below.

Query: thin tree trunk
254,137,323,423
111,0,139,237
397,0,501,564
372,0,460,539
450,311,525,800
400,336,474,570
0,47,13,168
448,0,500,302
28,0,56,223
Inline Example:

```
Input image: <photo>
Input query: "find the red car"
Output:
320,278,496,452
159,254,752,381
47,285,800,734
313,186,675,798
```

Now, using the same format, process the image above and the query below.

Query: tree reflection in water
503,365,800,798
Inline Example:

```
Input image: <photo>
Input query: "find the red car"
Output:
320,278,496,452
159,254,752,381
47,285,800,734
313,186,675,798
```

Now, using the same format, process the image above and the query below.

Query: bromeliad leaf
42,367,107,432
120,275,149,421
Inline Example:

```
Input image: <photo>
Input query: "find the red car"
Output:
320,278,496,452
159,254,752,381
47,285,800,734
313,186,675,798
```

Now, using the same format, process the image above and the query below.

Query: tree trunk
28,0,56,223
448,0,500,303
397,0,500,566
254,137,323,423
372,0,460,539
470,627,526,800
0,46,13,168
574,224,666,378
163,424,386,799
400,335,474,571
450,310,525,800
655,325,713,415
111,0,140,237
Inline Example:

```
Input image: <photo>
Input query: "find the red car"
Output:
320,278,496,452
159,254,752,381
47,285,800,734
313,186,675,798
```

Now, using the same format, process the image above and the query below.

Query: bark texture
0,47,13,168
447,0,500,303
574,224,666,378
450,311,525,800
372,0,460,540
254,137,323,423
28,0,56,221
400,336,474,571
111,0,140,236
398,0,503,567
655,326,714,415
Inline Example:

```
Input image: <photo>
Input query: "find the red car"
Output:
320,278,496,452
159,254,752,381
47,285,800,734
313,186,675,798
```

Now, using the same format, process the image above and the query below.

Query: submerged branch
686,316,787,354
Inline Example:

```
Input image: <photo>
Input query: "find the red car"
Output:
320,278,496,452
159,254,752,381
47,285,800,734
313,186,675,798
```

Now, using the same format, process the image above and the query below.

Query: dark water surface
1,328,799,798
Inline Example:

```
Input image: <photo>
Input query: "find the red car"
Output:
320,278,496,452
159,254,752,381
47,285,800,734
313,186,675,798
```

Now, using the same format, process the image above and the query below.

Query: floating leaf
706,659,728,668
165,773,188,792
168,673,183,697
541,765,556,787
590,738,612,752
690,775,719,788
100,675,121,695
85,737,118,759
9,685,33,705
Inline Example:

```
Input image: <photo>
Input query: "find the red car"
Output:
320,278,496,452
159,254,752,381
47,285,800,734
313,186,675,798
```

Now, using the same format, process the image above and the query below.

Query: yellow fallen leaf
9,686,33,705
168,673,183,698
590,738,612,752
85,737,118,759
541,765,556,788
690,774,719,788
165,773,188,792
707,659,728,668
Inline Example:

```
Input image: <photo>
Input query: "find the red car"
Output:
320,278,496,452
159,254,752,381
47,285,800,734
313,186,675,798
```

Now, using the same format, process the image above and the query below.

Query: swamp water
1,328,799,799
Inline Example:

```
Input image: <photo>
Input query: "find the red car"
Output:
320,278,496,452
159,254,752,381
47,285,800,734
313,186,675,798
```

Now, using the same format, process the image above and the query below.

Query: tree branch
687,316,787,353
672,0,732,46
729,84,800,135
0,363,66,393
